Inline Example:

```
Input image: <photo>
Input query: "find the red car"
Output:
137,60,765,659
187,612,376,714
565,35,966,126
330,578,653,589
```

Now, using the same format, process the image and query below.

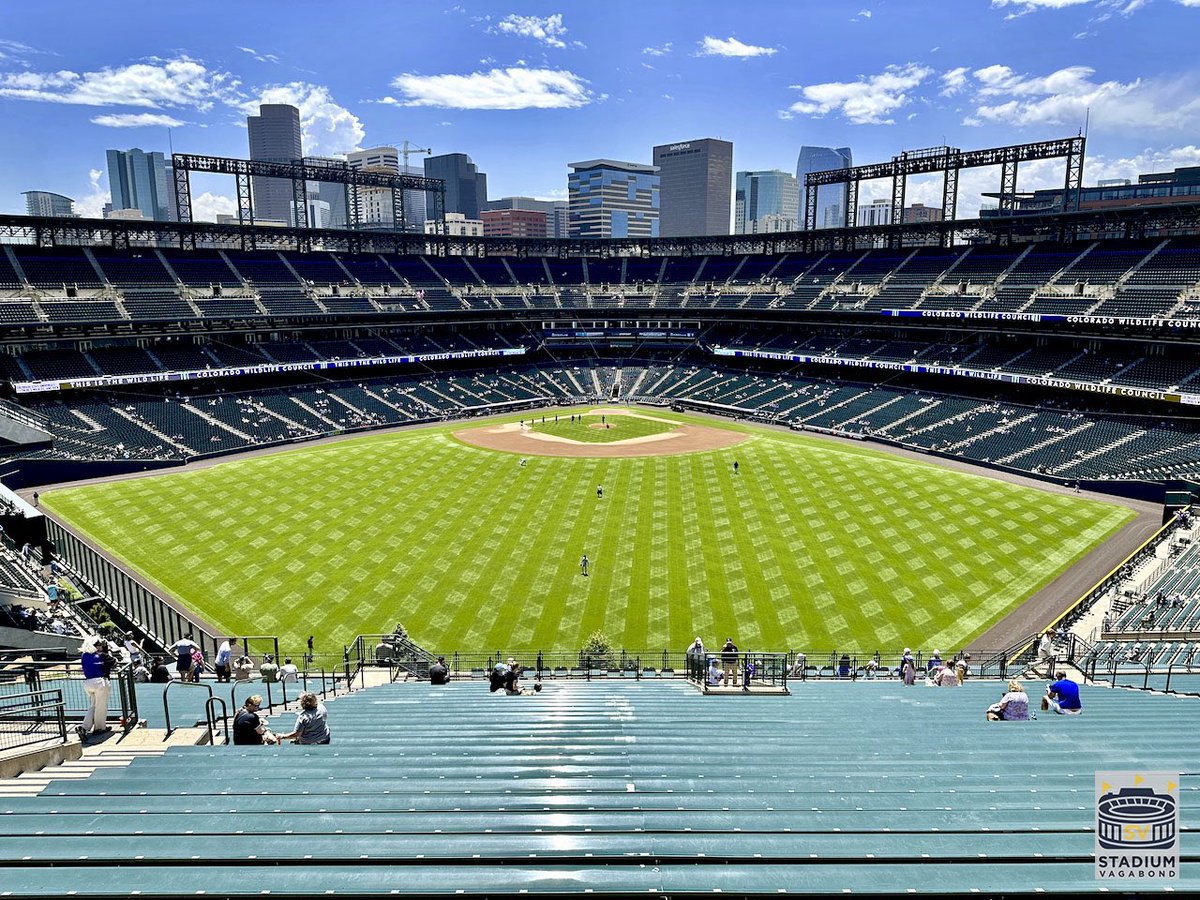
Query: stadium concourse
2,677,1199,897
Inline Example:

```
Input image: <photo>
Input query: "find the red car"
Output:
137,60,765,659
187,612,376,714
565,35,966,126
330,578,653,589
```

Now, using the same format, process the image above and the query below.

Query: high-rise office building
652,138,732,237
796,146,853,229
22,191,76,218
856,198,891,227
568,160,659,239
302,156,350,229
484,197,569,238
247,104,303,225
105,148,175,221
423,153,487,221
734,170,800,234
344,147,426,232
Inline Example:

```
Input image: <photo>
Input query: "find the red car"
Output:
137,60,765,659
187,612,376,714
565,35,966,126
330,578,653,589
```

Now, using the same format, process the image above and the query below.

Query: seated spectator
489,660,509,693
934,662,958,687
926,650,943,673
986,680,1030,721
279,691,330,745
132,659,151,683
234,655,255,682
706,657,724,687
279,658,299,683
955,655,969,683
863,658,879,679
260,655,280,683
505,660,523,695
789,652,807,679
149,656,171,683
429,656,449,685
837,654,851,679
233,695,278,745
1042,672,1083,715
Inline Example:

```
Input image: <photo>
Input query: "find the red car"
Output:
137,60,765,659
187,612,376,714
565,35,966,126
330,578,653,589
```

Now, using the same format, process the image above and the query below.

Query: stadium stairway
1,678,1198,896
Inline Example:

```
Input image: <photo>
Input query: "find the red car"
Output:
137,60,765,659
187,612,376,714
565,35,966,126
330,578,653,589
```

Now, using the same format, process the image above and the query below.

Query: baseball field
41,407,1134,655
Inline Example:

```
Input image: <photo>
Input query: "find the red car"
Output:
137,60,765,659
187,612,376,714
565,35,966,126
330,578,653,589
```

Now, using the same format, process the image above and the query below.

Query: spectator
720,637,739,687
837,654,852,679
260,655,280,684
489,660,509,693
214,637,234,683
149,656,171,683
131,658,151,683
279,692,330,745
279,658,299,683
955,655,970,683
926,649,943,674
233,695,277,745
1036,630,1056,676
986,680,1031,721
429,656,449,685
934,662,958,687
505,659,523,695
77,636,115,739
234,655,255,682
900,649,917,686
1042,672,1083,715
169,635,199,679
705,657,725,687
790,652,807,679
190,646,204,683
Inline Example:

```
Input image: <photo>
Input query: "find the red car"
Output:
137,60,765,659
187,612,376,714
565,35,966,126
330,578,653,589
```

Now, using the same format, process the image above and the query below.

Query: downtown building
424,153,487,222
481,208,548,238
484,197,569,238
734,170,800,234
23,191,76,218
568,160,659,239
346,147,427,232
651,138,732,237
796,145,853,229
105,148,175,221
247,104,303,225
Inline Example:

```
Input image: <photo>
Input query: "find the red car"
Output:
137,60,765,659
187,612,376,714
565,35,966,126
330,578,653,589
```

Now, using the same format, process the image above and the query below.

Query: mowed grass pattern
530,413,678,443
42,410,1134,654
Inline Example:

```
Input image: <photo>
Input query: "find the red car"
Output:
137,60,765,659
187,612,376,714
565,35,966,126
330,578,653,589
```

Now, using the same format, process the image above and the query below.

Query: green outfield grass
42,408,1134,656
530,413,678,443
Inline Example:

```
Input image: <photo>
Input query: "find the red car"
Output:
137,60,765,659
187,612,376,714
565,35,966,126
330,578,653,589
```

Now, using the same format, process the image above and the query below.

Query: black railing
685,651,791,693
0,688,67,751
6,661,138,734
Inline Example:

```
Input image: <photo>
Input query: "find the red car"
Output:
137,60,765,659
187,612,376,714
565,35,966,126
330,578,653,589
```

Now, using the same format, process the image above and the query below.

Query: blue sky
2,0,1199,220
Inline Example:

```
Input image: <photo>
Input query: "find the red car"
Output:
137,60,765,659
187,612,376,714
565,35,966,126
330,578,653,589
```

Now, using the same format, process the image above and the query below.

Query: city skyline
2,1,1200,223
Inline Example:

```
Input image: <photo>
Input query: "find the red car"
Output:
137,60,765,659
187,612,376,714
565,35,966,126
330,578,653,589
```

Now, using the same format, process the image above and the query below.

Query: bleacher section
3,679,1199,896
1,239,1198,323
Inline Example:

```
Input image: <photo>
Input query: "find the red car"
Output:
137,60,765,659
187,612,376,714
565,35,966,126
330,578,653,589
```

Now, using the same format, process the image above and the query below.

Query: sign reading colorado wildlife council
1095,772,1179,880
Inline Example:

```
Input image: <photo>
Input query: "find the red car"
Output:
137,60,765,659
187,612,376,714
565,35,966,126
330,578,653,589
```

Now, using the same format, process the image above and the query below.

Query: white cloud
784,63,932,125
1176,0,1200,6
991,0,1156,16
245,83,365,156
90,112,186,128
961,64,1200,130
191,191,237,222
237,46,280,64
385,67,593,110
940,66,969,96
74,169,108,219
0,55,239,110
697,36,778,58
642,42,672,56
494,13,570,48
853,8,872,19
0,39,44,63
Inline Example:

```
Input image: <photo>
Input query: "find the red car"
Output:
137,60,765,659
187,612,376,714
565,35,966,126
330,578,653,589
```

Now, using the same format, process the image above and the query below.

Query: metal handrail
161,680,213,738
0,688,67,750
204,696,229,746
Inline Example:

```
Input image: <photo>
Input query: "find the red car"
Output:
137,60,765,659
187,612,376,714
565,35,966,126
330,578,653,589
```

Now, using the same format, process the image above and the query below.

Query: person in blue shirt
1042,672,1082,715
77,636,115,739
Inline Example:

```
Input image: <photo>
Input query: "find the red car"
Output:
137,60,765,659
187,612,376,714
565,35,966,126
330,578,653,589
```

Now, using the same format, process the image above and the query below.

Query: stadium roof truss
170,154,447,250
803,137,1086,247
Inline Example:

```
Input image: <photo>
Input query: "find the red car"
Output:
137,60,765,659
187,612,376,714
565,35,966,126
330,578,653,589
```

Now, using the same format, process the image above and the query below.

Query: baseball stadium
0,46,1199,900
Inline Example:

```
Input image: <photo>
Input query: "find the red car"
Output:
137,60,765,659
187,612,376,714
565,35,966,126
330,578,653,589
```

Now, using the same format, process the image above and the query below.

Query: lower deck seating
2,680,1198,896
